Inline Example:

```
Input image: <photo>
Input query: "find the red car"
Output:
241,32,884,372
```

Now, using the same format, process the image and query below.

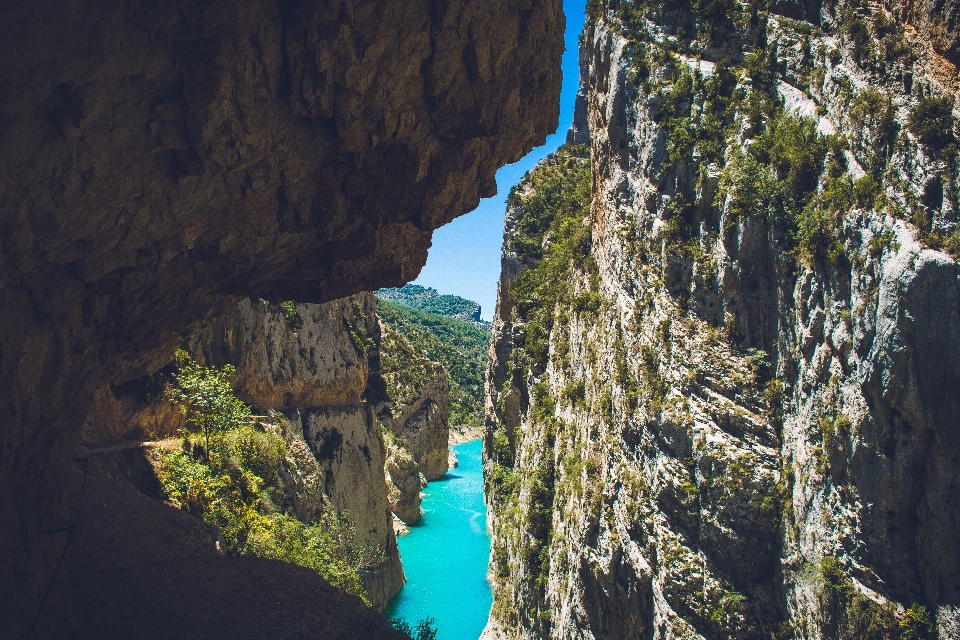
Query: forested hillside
377,284,491,329
376,298,489,428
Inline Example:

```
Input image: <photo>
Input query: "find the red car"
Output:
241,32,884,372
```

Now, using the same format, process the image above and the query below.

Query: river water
385,439,493,639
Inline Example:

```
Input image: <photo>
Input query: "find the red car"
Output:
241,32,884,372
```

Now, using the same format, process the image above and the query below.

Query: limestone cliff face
180,292,404,609
485,2,960,638
0,0,563,634
78,292,452,602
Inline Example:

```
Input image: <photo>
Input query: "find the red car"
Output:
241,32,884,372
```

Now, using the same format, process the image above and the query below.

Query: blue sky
411,0,588,321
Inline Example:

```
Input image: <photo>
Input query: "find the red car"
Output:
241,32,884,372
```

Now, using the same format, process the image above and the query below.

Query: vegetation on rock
484,1,960,637
159,355,381,603
376,284,488,328
376,298,489,427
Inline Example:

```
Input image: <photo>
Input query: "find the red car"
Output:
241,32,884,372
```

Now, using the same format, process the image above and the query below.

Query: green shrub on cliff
159,356,380,602
375,298,489,427
817,556,934,639
156,430,380,602
507,144,592,368
908,95,956,152
390,616,439,640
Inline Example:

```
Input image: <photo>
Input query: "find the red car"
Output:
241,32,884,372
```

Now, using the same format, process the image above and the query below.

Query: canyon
482,0,960,638
5,0,960,637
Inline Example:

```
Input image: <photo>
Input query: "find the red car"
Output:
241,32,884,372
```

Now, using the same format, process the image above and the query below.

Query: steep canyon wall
484,1,960,638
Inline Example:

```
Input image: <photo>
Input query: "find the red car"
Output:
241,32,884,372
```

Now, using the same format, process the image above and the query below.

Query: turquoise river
385,439,493,639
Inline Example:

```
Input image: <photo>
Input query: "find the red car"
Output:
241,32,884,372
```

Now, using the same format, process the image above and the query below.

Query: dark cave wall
0,0,564,635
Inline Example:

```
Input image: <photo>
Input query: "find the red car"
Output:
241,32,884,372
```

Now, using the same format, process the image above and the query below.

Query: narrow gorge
483,0,960,638
4,0,960,638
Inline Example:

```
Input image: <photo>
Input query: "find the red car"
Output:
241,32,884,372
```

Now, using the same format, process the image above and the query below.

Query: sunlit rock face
0,0,563,635
483,1,960,638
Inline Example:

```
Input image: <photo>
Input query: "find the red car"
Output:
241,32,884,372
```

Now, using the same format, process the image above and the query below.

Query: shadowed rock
0,0,563,635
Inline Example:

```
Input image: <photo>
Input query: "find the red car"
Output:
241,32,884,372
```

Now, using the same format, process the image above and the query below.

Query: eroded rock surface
0,0,563,635
484,1,960,638
375,322,451,481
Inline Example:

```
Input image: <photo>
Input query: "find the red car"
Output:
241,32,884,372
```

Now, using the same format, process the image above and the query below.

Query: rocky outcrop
181,292,404,609
299,403,405,607
0,0,563,635
484,2,960,638
77,292,453,604
384,431,427,526
373,319,451,525
375,322,450,481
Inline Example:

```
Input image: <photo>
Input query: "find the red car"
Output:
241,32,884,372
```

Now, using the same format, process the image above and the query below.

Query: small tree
170,350,251,460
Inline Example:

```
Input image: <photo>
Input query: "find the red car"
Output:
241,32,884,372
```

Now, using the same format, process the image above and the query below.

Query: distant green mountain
375,298,490,427
375,284,491,329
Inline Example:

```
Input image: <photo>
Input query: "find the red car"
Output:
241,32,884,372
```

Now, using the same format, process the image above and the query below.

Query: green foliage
867,231,900,258
170,350,252,459
572,291,601,314
279,301,302,329
846,17,873,63
849,89,898,172
377,322,443,411
390,616,439,640
346,300,376,359
718,107,864,268
751,111,829,206
719,150,780,225
908,95,956,152
818,557,934,639
561,379,586,408
156,425,380,602
745,348,771,380
507,145,592,369
375,298,489,427
763,379,786,418
375,284,486,326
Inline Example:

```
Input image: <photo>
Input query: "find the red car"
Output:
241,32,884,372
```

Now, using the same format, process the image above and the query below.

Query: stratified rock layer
0,1,563,635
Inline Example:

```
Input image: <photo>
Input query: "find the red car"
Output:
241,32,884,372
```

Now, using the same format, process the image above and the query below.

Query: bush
909,95,956,151
162,365,380,603
156,434,381,602
818,556,934,639
390,616,438,640
508,146,592,369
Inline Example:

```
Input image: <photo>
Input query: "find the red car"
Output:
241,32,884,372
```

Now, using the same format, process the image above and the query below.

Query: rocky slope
377,283,491,328
374,320,451,482
87,293,406,609
484,2,959,638
377,296,492,427
0,1,563,635
374,315,453,525
79,292,452,607
66,471,410,640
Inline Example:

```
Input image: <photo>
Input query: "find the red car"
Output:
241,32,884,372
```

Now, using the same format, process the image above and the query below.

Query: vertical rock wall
484,1,960,638
183,293,406,608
